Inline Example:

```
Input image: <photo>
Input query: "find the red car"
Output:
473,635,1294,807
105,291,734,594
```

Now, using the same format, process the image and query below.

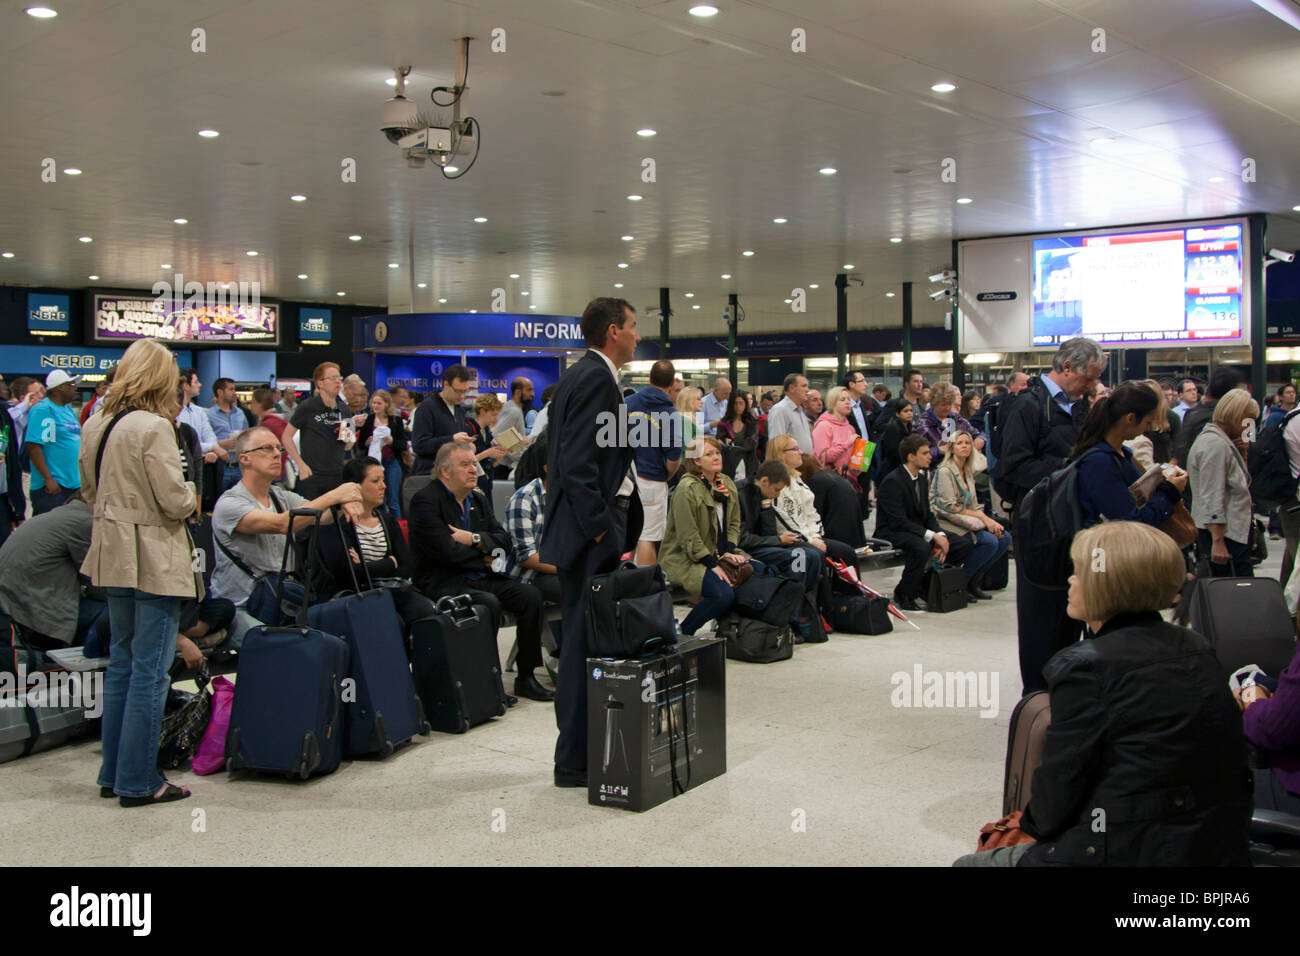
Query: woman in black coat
313,457,436,641
875,398,915,482
956,520,1252,867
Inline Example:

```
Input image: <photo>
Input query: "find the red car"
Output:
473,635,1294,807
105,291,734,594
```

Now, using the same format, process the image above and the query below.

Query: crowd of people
1,307,1298,862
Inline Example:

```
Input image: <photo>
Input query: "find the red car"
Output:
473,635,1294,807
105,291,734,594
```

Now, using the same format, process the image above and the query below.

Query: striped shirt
354,521,390,565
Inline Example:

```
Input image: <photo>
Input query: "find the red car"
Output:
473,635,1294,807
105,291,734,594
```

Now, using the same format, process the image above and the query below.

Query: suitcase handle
279,508,323,627
435,594,479,627
328,504,377,595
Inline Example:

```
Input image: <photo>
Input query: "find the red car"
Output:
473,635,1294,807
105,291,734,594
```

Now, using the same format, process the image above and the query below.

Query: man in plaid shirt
505,441,561,608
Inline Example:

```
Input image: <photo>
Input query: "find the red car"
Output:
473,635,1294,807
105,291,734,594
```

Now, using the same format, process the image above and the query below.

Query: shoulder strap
94,408,139,485
214,489,285,579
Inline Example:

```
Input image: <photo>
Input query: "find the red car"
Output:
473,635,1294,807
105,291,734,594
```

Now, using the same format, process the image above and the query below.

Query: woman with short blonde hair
79,338,199,807
1189,387,1259,577
676,387,703,444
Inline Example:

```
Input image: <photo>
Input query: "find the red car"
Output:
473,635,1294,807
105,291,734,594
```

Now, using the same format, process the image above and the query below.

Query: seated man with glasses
210,426,363,646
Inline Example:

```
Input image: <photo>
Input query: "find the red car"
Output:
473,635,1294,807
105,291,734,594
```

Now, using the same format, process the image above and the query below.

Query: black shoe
515,673,556,702
967,585,992,601
504,693,519,708
554,766,587,788
894,595,921,612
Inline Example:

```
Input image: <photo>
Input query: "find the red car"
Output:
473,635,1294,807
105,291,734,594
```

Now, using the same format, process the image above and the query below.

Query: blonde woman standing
675,386,703,445
79,339,199,806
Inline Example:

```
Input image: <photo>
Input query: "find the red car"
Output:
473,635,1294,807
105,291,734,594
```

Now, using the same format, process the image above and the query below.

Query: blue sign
633,326,953,360
28,293,71,335
364,313,584,351
374,353,562,398
299,308,332,344
0,345,194,377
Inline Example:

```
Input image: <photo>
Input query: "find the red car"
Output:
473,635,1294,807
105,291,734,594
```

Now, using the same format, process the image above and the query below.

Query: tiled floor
2,547,1280,867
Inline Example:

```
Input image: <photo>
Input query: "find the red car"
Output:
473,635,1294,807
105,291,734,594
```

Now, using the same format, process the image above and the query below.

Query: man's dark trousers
1015,557,1080,695
553,505,626,773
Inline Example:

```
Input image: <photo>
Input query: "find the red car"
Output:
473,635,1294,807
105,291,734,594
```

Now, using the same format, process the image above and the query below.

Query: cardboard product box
586,636,726,812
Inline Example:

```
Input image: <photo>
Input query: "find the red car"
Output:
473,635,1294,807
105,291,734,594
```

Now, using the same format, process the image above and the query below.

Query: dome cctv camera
381,94,420,145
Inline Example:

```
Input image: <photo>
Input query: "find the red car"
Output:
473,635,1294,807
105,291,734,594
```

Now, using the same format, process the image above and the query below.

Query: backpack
1248,408,1300,509
1013,448,1108,588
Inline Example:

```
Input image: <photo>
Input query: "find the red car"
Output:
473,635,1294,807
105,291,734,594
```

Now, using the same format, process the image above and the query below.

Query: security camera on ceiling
928,269,957,283
929,287,955,301
1268,248,1296,263
381,39,482,179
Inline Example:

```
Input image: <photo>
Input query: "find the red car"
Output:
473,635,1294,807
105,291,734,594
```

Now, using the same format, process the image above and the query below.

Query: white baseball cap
45,369,82,389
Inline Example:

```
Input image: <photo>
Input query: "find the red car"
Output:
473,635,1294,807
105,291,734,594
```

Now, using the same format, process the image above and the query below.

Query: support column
835,273,849,384
659,287,672,359
727,293,739,387
1250,213,1267,400
951,238,964,390
902,281,913,373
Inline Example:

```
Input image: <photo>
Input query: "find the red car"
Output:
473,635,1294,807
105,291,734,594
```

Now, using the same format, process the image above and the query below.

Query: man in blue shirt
700,376,731,437
624,359,682,566
26,370,83,515
207,377,253,493
1173,378,1200,421
178,368,227,467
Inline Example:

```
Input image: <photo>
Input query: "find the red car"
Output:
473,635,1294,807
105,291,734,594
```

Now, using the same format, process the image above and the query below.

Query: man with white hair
701,377,731,437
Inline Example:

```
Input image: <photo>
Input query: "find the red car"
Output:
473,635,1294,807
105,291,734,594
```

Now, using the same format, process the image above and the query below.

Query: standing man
668,377,685,407
26,370,84,516
79,378,109,426
870,384,890,411
1173,378,1201,421
993,337,1106,694
542,297,642,789
803,389,823,426
844,369,873,519
701,377,731,437
899,369,926,421
283,361,355,499
390,385,413,424
767,373,814,453
982,371,1030,460
0,397,25,545
208,377,253,494
410,365,473,473
178,369,227,468
625,359,682,565
494,376,534,478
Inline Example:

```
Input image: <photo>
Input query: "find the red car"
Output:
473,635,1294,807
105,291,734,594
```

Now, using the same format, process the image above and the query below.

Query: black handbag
585,562,676,659
158,660,212,770
733,569,803,626
923,566,968,613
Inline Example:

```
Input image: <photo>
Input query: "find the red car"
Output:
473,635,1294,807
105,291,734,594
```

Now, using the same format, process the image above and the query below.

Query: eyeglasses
320,375,343,383
244,444,284,456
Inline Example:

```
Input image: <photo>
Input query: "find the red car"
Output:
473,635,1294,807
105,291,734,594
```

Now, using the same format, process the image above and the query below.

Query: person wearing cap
26,370,83,515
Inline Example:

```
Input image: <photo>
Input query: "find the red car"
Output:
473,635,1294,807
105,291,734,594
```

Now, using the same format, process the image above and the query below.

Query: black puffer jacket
990,377,1089,512
1019,611,1252,867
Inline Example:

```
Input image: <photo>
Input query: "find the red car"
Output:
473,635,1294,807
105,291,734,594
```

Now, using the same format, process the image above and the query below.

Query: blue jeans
220,465,242,493
680,567,735,635
963,529,1011,582
382,457,403,518
748,544,821,591
98,588,182,797
30,483,74,515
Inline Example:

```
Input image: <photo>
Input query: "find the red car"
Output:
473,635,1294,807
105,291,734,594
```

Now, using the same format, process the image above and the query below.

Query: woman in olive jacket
79,339,199,807
659,437,754,636
956,520,1252,867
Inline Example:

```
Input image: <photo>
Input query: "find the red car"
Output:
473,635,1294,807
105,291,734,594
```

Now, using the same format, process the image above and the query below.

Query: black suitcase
718,614,793,663
226,508,350,779
1190,576,1297,680
410,595,508,734
982,550,1009,590
828,594,893,635
923,566,968,613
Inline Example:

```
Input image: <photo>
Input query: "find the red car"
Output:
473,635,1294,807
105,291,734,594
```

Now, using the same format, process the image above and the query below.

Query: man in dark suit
875,435,971,611
410,364,473,474
541,297,642,789
843,368,873,521
409,440,554,702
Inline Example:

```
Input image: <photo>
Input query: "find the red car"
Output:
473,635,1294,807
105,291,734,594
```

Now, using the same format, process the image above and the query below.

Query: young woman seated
930,431,1010,601
764,434,857,568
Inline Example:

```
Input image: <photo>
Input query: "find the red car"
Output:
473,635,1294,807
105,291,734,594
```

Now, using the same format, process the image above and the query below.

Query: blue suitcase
306,514,429,757
226,508,349,779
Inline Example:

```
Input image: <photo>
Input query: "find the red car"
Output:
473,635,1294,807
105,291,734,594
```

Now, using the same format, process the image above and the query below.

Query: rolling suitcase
923,566,968,613
982,550,1009,590
0,706,29,764
1190,576,1297,680
410,595,508,734
1003,691,1051,816
306,513,429,757
226,508,350,779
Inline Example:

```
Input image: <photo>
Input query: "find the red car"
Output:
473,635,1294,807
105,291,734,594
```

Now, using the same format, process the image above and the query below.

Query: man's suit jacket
539,350,638,571
411,394,467,474
408,477,512,593
874,465,942,540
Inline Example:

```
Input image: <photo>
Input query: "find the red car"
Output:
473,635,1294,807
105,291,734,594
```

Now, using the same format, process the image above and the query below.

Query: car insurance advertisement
91,290,279,346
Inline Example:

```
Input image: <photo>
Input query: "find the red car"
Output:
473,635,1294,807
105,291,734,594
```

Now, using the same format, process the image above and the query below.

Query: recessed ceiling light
246,250,258,256
444,166,459,174
63,168,82,175
618,262,629,268
26,7,58,18
819,167,837,176
78,236,92,243
843,264,854,270
348,234,362,241
684,292,694,298
886,292,896,298
297,274,308,279
473,217,487,223
784,298,792,304
772,218,787,224
627,194,643,201
469,309,478,314
1063,221,1077,228
721,273,731,279
742,250,754,256
689,4,719,17
956,197,973,204
1209,176,1225,183
1090,137,1114,145
809,284,819,289
931,82,957,93
417,282,427,288
529,304,537,309
438,297,448,303
521,290,530,296
509,273,520,279
197,129,220,138
1294,205,1300,212
636,129,657,137
1,253,14,259
290,194,307,202
621,235,634,241
614,283,624,288
336,291,346,296
692,304,701,310
173,218,188,224
388,263,399,269
88,274,98,279
161,263,172,270
385,77,397,87
889,236,902,243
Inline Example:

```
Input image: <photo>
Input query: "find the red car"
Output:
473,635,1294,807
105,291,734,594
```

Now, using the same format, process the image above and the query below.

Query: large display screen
1030,222,1244,346
90,291,279,346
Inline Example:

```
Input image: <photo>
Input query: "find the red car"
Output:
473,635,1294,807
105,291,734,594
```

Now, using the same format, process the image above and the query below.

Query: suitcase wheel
419,720,432,736
495,702,506,718
456,716,470,734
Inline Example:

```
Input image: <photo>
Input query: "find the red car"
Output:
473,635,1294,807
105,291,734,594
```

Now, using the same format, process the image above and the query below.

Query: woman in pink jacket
812,386,859,474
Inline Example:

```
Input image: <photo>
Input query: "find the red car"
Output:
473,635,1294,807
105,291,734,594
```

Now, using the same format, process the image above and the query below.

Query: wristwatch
472,532,482,547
